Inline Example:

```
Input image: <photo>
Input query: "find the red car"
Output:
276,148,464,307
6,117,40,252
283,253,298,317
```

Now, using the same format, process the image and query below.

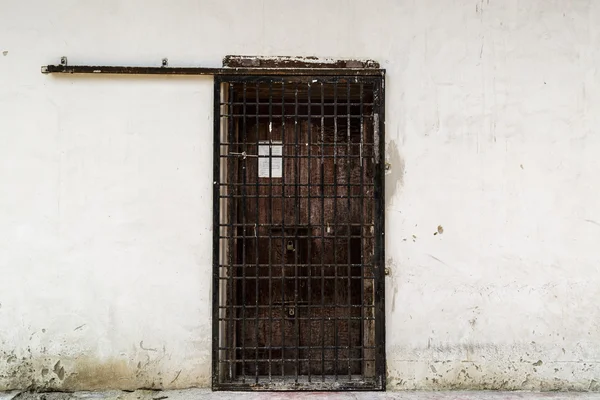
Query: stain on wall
387,359,600,391
0,351,209,391
385,140,405,207
386,340,600,391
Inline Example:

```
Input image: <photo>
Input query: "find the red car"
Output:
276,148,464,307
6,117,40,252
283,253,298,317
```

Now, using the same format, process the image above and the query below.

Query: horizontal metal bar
217,235,375,239
221,102,376,106
219,358,375,362
220,114,374,118
219,144,375,147
214,378,382,391
218,265,375,269
220,223,374,226
220,346,376,350
216,195,372,200
218,318,375,322
217,279,375,284
217,277,374,281
218,183,375,187
41,64,385,76
219,306,372,310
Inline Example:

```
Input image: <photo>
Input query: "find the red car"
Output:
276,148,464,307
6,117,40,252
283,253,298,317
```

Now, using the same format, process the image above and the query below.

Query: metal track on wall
41,57,384,77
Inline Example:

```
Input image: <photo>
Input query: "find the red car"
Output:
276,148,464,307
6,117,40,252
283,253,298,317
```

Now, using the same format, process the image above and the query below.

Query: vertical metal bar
254,82,260,383
211,77,221,388
227,82,235,382
280,80,286,379
359,82,365,380
346,80,352,381
333,80,339,382
241,82,247,383
293,82,300,383
319,82,326,382
268,80,274,383
373,75,386,388
306,80,312,383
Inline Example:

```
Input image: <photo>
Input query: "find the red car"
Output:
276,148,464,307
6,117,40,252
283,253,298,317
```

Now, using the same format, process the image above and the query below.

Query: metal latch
229,151,258,160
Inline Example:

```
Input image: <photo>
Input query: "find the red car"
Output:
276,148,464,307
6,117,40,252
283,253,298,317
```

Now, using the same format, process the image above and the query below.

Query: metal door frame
212,73,386,391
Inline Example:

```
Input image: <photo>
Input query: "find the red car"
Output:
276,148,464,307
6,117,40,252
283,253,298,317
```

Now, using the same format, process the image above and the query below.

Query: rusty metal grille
212,75,385,391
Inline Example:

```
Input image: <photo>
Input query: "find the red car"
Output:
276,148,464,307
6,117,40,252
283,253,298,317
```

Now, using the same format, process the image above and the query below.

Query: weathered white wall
1,0,600,391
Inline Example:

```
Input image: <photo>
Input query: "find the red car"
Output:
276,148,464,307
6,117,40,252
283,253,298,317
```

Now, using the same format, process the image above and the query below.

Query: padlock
286,240,295,251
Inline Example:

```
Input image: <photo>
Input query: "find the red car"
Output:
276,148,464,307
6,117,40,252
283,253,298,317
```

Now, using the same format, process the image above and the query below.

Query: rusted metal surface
223,55,380,69
213,76,385,391
41,64,384,76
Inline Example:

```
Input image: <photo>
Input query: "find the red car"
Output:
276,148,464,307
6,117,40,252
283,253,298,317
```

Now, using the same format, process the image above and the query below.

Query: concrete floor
3,390,600,400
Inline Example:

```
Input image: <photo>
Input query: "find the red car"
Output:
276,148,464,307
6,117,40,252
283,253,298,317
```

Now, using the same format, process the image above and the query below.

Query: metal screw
60,56,67,66
384,267,390,276
161,58,168,67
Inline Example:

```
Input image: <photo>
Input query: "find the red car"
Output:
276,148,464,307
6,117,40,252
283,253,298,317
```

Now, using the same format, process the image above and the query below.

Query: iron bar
211,76,221,388
346,80,352,382
306,80,312,384
373,75,386,389
41,64,384,76
280,81,286,380
319,82,326,383
294,82,300,383
241,82,247,383
359,82,366,378
227,82,235,382
254,82,260,384
332,80,338,383
267,81,274,383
